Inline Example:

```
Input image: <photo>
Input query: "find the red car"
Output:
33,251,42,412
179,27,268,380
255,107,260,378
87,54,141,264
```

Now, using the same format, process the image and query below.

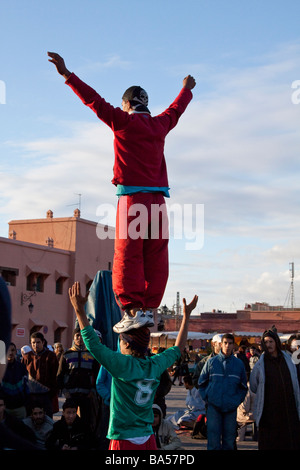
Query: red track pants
109,434,157,450
112,193,169,311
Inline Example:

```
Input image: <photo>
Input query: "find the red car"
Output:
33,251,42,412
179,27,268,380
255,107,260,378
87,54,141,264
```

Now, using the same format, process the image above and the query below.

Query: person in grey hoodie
152,404,182,450
250,325,300,450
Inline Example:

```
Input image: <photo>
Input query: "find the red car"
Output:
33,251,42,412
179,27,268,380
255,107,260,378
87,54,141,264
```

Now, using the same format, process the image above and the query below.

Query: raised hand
183,75,196,90
69,282,89,315
47,52,71,79
175,295,198,352
183,295,198,318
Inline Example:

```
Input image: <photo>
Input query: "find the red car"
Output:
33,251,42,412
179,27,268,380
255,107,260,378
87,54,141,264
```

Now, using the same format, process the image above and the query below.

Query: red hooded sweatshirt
66,73,193,188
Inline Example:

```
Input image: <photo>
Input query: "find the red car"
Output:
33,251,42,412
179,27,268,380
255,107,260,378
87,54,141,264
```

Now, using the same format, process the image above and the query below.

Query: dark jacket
0,411,37,450
22,348,59,397
192,352,217,387
45,415,93,450
1,360,30,409
57,346,99,395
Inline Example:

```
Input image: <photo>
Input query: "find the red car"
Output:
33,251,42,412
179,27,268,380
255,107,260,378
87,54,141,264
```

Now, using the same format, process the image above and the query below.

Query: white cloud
0,122,116,225
76,55,132,75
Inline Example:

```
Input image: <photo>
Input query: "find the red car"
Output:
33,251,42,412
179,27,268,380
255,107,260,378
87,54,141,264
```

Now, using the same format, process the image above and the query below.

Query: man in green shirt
69,281,198,450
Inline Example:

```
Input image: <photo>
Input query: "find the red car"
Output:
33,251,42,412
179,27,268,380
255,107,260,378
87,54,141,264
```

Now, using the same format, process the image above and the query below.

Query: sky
1,0,300,314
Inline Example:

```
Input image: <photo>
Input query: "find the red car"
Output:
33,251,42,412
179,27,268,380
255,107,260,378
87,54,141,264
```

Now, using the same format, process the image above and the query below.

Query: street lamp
21,284,37,313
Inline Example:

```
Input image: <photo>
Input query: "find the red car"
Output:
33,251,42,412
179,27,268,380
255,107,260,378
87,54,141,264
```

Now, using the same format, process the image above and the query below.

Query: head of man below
220,334,235,357
183,374,195,391
31,406,47,428
30,333,46,355
119,327,150,358
211,334,223,355
261,326,282,358
62,400,78,427
72,327,85,350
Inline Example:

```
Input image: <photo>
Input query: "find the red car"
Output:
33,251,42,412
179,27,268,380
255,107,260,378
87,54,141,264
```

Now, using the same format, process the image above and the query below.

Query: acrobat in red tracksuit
65,74,193,311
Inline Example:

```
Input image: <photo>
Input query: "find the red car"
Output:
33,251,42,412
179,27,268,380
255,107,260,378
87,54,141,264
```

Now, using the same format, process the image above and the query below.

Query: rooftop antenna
285,262,295,309
175,291,181,330
67,193,82,213
176,291,180,315
290,262,295,309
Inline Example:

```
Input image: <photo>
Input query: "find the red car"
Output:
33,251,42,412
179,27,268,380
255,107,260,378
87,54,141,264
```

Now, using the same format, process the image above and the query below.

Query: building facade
160,302,300,348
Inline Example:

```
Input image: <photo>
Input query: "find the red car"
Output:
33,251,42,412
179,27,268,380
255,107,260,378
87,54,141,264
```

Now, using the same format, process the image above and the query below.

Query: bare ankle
129,308,140,317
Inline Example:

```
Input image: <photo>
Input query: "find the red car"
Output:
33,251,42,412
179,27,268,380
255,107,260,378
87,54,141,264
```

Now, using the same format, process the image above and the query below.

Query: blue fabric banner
85,270,121,351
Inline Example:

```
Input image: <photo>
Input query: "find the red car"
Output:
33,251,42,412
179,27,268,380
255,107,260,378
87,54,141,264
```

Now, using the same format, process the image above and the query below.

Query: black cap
262,325,282,353
122,86,150,113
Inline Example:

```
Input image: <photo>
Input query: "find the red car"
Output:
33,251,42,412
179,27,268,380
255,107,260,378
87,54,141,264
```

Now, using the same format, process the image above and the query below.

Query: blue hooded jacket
198,350,248,412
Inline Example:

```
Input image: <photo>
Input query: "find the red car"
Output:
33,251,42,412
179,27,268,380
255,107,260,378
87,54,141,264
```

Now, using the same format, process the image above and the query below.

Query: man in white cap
192,334,223,387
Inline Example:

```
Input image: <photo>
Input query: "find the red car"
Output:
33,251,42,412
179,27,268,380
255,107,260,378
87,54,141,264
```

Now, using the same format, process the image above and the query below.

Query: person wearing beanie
250,325,300,450
48,52,196,334
69,281,198,450
57,326,100,432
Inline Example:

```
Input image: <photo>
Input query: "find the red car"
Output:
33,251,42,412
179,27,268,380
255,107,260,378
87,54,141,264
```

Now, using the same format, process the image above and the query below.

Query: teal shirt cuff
116,185,170,198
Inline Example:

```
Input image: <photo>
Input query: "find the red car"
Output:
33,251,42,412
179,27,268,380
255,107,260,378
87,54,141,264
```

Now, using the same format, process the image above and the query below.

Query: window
0,267,19,286
54,328,62,344
55,277,66,295
55,271,70,295
26,273,47,292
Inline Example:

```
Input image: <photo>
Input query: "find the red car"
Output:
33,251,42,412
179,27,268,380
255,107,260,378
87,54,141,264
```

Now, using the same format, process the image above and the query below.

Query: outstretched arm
47,52,71,80
175,295,198,353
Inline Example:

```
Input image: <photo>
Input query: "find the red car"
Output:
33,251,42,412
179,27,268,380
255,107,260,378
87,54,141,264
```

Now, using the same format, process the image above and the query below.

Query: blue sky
1,0,300,313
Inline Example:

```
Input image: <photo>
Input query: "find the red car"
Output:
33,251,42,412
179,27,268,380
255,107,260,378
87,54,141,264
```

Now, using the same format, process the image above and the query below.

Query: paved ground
165,384,258,451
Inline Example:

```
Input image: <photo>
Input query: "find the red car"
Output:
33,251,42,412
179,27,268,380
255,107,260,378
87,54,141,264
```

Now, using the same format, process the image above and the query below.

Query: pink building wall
0,209,115,351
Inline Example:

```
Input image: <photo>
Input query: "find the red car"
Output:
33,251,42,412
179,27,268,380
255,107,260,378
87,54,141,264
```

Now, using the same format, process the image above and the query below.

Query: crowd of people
190,329,300,450
0,328,102,450
0,278,200,451
2,310,300,452
163,329,300,451
0,325,183,450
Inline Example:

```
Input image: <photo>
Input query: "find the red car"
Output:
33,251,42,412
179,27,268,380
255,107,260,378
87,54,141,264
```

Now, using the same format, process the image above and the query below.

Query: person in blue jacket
96,365,112,450
198,333,247,450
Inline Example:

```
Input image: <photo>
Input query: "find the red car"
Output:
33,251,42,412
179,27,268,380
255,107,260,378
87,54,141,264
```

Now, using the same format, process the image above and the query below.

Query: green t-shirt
81,325,181,440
